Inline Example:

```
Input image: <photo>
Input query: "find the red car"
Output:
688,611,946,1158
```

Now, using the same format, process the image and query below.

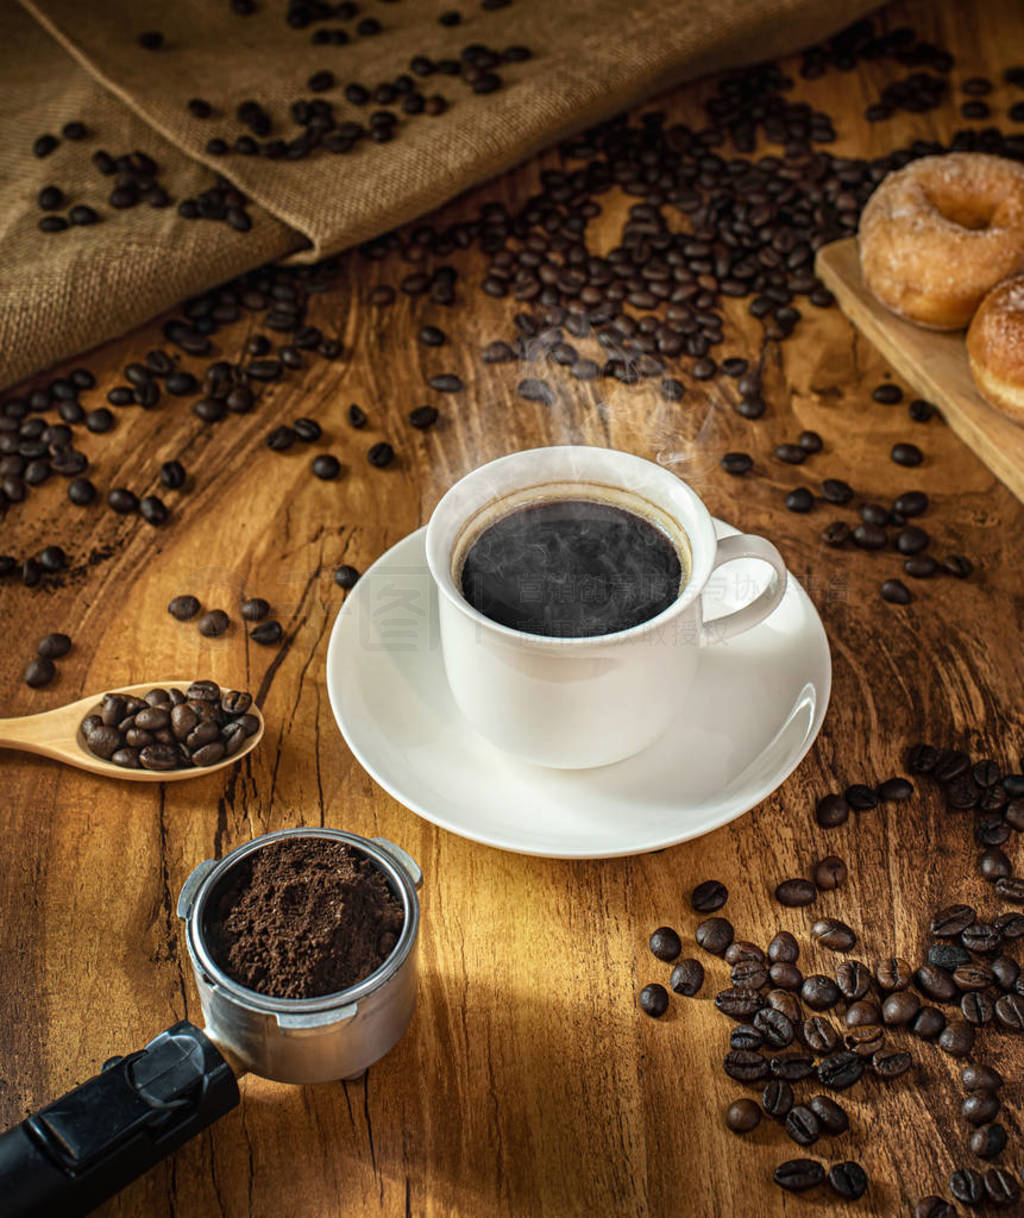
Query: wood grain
2,1,1024,1215
816,236,1024,504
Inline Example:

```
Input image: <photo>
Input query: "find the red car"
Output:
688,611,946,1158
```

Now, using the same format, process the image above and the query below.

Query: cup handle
701,534,788,644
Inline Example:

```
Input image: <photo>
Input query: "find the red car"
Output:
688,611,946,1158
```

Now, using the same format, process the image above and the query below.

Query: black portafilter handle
0,1020,239,1218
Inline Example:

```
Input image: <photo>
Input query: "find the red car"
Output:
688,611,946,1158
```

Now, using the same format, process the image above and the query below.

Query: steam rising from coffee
460,498,686,638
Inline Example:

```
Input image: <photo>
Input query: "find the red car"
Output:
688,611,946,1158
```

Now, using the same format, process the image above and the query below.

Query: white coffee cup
425,446,787,769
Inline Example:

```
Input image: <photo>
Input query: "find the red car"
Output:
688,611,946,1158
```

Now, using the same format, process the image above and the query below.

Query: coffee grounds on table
207,837,404,999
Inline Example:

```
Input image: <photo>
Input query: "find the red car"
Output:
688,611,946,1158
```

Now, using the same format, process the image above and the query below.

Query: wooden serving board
815,236,1024,503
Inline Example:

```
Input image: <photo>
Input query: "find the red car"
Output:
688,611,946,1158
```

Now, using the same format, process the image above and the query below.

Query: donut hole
927,191,996,232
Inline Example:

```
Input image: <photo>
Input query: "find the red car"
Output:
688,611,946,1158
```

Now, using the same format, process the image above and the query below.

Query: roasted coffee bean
812,855,846,891
802,1016,839,1054
312,454,342,480
762,1078,793,1117
669,959,704,996
877,776,913,801
767,989,802,1023
995,876,1024,904
696,917,733,956
853,523,887,550
724,1050,768,1082
723,941,764,965
872,1050,911,1079
963,1092,1000,1125
135,707,170,731
916,963,958,1002
938,1018,975,1056
649,927,682,962
37,633,71,659
775,878,816,907
691,879,728,912
905,555,938,578
784,1105,820,1146
817,1050,863,1090
897,527,930,555
108,487,139,514
768,932,798,964
730,1025,763,1051
774,443,806,465
266,425,297,451
139,744,182,771
754,1007,794,1048
409,406,439,430
221,690,251,716
844,783,878,811
68,477,96,505
882,991,920,1025
950,1168,985,1206
845,1000,880,1028
368,442,395,468
725,1098,761,1133
769,963,802,991
731,960,768,992
991,956,1020,990
836,960,871,1001
241,598,270,622
881,578,912,604
638,984,668,1017
801,975,840,1010
892,442,923,467
170,705,198,740
954,964,994,992
192,742,226,766
995,911,1024,938
721,452,753,476
251,621,283,646
770,1054,815,1082
811,919,856,953
24,658,55,688
198,610,229,637
994,993,1024,1030
715,988,765,1020
786,488,814,513
876,957,912,991
828,1162,867,1201
773,1159,825,1193
429,374,463,393
961,922,1001,954
84,725,123,758
969,1123,1007,1160
820,478,853,505
983,1168,1020,1207
931,904,976,938
907,743,938,773
168,595,201,621
806,1094,847,1136
140,496,168,525
861,502,890,527
815,793,849,827
911,1006,946,1040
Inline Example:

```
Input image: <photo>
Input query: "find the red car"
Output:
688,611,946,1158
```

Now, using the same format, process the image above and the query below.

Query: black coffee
459,497,685,638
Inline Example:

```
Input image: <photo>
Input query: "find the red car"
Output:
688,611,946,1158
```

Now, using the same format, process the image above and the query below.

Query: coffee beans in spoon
79,680,258,770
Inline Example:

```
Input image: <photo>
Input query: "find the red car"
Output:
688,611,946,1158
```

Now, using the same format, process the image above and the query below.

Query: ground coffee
208,837,404,999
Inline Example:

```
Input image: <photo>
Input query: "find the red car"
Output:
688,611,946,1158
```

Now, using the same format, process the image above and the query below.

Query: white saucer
326,521,831,859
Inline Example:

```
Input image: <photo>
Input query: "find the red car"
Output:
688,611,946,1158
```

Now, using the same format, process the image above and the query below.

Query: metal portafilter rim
181,826,422,1018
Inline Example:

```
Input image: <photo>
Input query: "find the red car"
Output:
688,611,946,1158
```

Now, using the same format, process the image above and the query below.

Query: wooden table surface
3,0,1024,1214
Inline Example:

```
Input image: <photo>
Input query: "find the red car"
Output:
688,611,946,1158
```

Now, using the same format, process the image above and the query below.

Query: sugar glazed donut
858,153,1024,330
967,274,1024,423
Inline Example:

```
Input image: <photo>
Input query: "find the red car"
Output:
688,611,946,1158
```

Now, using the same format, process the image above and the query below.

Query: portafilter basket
179,827,423,1084
0,827,423,1218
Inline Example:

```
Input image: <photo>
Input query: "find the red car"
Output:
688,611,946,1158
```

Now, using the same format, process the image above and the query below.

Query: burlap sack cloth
1,0,880,391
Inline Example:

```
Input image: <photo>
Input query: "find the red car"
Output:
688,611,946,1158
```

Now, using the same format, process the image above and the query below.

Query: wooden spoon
0,681,264,782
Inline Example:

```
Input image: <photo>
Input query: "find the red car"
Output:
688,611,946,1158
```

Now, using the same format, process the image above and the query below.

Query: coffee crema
458,496,688,638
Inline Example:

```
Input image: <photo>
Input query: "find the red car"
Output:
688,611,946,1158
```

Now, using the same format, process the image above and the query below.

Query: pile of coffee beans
23,633,72,688
79,680,259,770
638,739,1024,1209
